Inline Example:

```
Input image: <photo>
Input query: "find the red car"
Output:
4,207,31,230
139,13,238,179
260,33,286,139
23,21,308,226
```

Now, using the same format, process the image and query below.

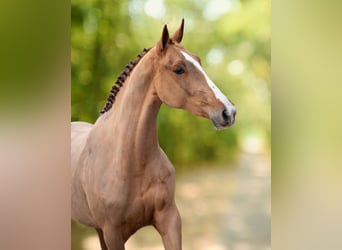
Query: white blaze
181,51,235,114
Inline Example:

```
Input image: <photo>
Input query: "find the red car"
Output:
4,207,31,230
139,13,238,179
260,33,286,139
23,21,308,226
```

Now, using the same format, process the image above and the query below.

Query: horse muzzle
210,106,237,129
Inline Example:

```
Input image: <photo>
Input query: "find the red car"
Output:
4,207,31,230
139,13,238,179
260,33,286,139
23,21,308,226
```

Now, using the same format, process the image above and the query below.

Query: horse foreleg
101,225,125,250
96,228,108,250
154,203,182,250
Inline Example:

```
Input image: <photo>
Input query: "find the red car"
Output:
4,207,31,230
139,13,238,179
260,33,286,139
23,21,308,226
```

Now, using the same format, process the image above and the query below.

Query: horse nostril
222,109,229,123
222,108,236,126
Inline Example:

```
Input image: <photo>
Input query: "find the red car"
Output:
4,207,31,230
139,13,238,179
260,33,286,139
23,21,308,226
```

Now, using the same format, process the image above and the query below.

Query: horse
71,19,236,250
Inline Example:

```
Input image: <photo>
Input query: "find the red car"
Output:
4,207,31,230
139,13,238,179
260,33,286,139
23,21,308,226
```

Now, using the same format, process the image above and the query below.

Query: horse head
152,19,236,129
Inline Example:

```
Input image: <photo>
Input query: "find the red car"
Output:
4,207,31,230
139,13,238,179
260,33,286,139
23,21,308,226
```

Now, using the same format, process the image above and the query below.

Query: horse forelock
100,47,152,115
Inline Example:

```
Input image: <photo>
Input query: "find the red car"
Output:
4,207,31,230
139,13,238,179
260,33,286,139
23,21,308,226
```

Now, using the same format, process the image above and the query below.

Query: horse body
72,19,236,250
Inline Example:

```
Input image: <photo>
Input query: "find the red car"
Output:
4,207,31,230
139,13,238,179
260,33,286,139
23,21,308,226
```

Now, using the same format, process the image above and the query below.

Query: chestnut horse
71,19,236,250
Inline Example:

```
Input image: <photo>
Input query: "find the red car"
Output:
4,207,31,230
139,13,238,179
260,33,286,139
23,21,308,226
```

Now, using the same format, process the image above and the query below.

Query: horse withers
71,19,236,250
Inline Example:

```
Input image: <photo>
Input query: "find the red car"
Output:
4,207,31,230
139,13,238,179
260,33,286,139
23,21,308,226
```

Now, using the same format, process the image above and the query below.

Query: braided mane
100,47,151,114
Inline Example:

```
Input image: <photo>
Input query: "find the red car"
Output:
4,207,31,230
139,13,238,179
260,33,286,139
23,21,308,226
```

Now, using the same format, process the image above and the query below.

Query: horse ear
157,24,170,51
171,18,184,43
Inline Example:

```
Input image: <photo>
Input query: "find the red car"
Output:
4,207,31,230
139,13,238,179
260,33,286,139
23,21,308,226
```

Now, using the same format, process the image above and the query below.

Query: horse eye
173,67,185,75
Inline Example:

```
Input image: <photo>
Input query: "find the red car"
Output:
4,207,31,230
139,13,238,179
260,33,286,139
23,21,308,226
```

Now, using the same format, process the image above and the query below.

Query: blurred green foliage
71,0,270,167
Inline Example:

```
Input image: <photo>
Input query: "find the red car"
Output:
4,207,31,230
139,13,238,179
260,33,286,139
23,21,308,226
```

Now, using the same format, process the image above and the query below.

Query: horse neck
104,54,162,165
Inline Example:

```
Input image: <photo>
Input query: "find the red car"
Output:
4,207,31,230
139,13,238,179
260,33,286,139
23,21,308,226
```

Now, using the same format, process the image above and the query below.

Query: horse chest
125,172,173,224
124,196,153,226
